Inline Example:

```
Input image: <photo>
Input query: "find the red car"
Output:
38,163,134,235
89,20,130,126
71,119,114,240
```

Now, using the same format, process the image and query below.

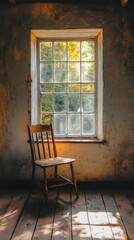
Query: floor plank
0,190,29,240
0,190,13,216
72,190,92,240
52,188,72,240
114,192,134,240
86,190,114,240
127,190,134,207
102,192,128,240
33,189,57,240
11,189,44,240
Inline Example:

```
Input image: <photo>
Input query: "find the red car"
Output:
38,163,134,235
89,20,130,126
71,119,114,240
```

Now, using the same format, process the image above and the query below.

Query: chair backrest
27,124,57,162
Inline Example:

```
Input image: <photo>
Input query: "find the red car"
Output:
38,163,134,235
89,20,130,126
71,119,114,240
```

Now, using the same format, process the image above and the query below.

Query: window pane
54,84,66,92
41,94,53,112
54,94,66,112
40,63,52,83
68,84,80,93
82,114,95,135
38,35,99,138
54,114,67,135
81,62,95,82
81,41,94,61
82,94,94,112
54,62,66,82
81,83,95,93
68,114,80,135
68,94,80,112
41,83,53,93
68,42,80,61
68,62,80,82
42,114,52,124
40,42,52,61
54,42,66,61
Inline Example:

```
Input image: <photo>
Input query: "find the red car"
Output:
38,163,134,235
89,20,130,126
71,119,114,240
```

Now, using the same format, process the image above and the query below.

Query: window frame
30,29,103,142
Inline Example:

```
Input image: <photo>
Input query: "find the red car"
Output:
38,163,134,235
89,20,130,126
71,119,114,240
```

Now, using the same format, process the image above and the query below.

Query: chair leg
54,166,58,178
43,168,48,204
32,165,35,183
70,163,79,198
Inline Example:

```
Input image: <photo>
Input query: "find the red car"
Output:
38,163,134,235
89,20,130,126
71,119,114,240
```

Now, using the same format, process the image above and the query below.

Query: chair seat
35,156,75,168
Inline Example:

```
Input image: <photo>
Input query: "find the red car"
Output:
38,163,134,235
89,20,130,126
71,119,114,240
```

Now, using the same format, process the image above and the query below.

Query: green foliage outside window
39,40,95,135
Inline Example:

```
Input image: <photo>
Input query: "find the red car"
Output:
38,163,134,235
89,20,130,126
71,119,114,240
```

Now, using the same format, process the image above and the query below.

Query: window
31,29,103,141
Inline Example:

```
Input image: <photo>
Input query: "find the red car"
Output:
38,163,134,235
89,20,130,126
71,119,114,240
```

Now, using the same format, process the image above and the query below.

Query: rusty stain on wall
115,140,134,179
31,3,55,18
0,85,7,151
14,47,21,61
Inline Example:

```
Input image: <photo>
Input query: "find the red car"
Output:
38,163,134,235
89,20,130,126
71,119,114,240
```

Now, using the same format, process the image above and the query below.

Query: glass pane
82,62,95,82
82,94,94,112
41,94,53,112
42,114,52,124
54,114,67,135
82,114,95,135
68,114,80,135
54,62,66,82
40,63,52,83
68,84,80,93
54,42,66,61
81,83,95,93
68,41,80,61
40,42,52,61
41,83,53,93
54,84,66,92
68,62,80,82
81,41,94,61
54,94,66,112
68,94,80,112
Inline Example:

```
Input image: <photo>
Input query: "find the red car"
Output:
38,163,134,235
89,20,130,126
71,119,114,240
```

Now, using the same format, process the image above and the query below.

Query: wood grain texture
0,186,133,240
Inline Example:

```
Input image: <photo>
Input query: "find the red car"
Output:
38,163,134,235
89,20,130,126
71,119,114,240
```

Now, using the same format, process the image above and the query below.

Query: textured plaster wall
0,1,134,181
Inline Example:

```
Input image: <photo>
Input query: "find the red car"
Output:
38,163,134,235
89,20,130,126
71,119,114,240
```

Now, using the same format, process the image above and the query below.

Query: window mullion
39,42,42,124
94,38,97,137
66,41,69,136
52,41,54,126
80,41,82,136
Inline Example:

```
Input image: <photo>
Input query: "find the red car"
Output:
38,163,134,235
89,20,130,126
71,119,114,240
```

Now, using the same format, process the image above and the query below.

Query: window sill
55,139,106,143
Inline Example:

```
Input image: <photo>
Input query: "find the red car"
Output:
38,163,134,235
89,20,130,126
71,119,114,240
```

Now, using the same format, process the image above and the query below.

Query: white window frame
30,29,103,141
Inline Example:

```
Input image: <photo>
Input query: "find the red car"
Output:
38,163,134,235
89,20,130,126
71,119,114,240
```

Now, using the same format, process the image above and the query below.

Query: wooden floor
0,183,134,240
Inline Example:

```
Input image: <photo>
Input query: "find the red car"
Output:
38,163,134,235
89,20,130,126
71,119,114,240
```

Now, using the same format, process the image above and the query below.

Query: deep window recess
31,29,103,141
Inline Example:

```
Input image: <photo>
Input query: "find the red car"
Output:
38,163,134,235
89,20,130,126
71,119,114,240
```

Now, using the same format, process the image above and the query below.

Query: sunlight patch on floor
0,209,18,231
72,210,127,240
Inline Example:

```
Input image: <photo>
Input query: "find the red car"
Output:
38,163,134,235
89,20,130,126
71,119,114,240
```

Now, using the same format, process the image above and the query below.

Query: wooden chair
27,123,78,202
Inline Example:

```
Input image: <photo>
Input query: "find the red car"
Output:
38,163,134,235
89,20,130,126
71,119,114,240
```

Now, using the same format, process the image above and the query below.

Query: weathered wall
0,1,134,181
